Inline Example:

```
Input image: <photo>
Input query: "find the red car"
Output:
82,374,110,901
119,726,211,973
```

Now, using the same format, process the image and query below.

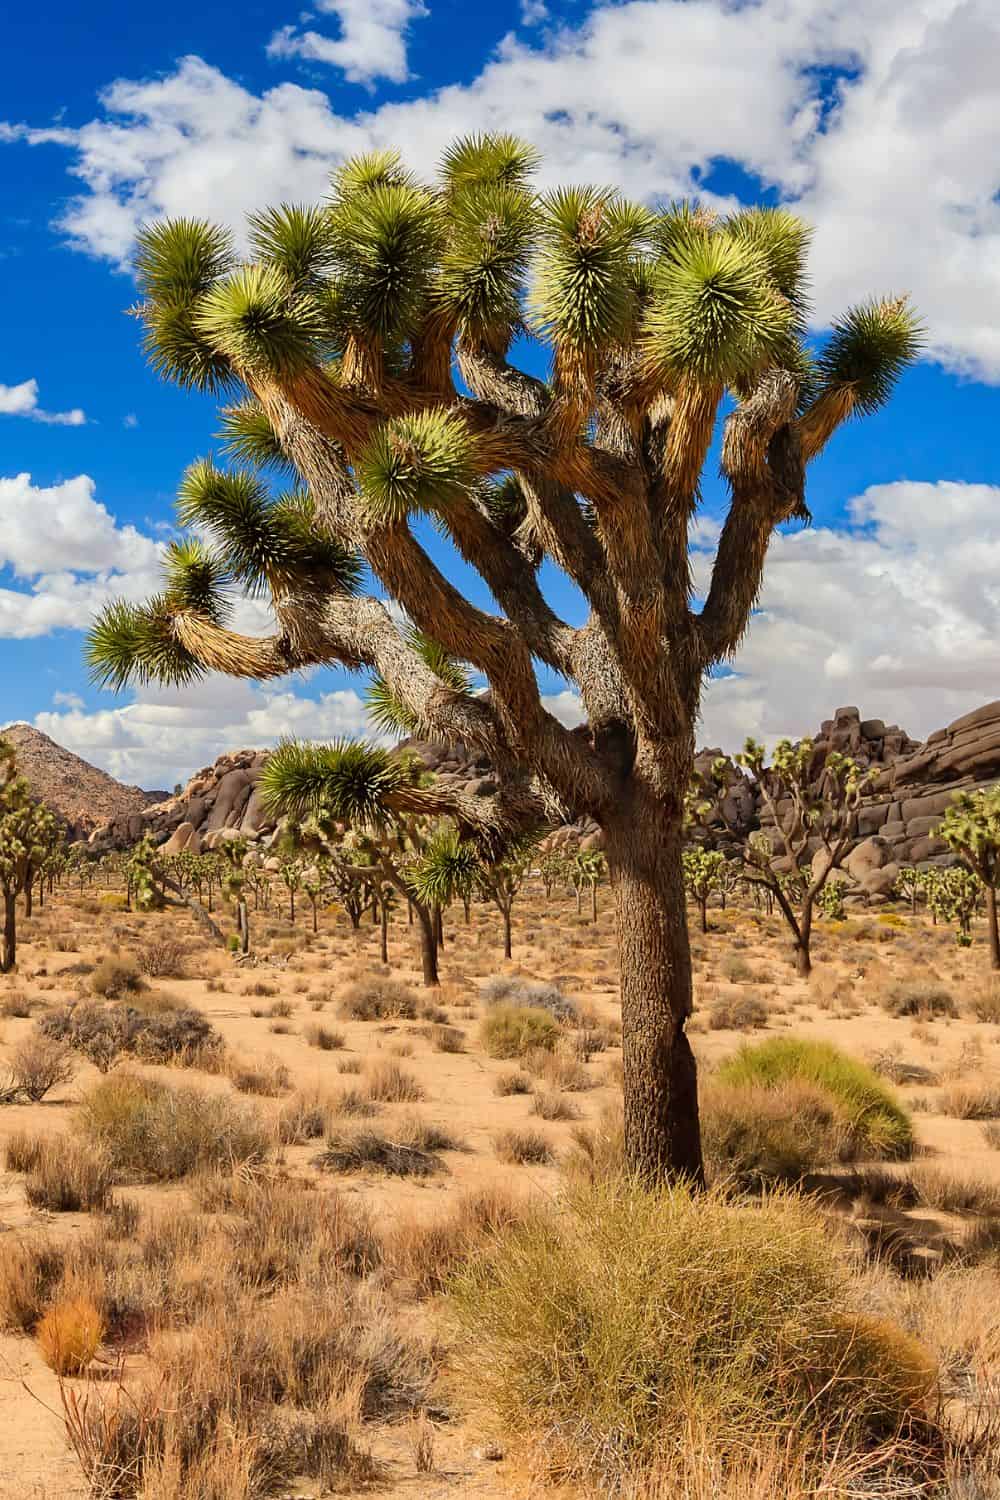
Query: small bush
305,1023,345,1051
36,1295,103,1374
268,997,294,1017
940,1082,1000,1120
494,1128,554,1165
0,990,33,1019
531,1090,581,1122
385,1186,527,1297
707,993,768,1031
494,1070,534,1096
22,1137,113,1212
317,1126,444,1177
136,938,188,979
339,976,418,1021
481,1005,560,1060
224,1053,291,1096
429,1023,465,1053
717,1038,913,1159
78,1072,269,1180
277,1088,334,1145
7,1034,75,1101
448,1181,936,1489
482,976,578,1022
701,1081,854,1186
5,1130,45,1173
89,954,145,999
367,1061,424,1103
720,954,756,984
881,981,957,1019
0,1242,65,1332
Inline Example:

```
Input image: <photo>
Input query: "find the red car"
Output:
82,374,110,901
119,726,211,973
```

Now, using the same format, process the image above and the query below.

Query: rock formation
84,702,1000,891
0,722,167,839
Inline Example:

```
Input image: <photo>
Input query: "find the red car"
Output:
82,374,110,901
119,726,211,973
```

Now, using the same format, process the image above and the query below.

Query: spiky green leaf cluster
816,298,923,414
217,400,297,476
530,188,652,352
194,264,329,377
177,459,361,594
260,738,410,826
367,626,472,738
406,820,480,907
438,184,536,346
330,180,442,344
134,219,238,392
643,227,794,386
247,204,336,292
86,597,204,691
358,408,477,525
440,134,540,194
938,786,1000,885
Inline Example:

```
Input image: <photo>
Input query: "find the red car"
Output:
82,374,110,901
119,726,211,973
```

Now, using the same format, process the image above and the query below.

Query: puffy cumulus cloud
9,0,1000,374
696,479,1000,750
35,676,377,790
0,378,85,426
0,473,164,639
268,0,429,87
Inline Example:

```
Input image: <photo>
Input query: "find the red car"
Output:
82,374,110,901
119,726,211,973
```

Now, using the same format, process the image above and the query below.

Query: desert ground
2,875,1000,1497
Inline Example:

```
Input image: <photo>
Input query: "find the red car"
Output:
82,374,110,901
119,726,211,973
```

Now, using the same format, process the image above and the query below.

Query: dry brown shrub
493,1128,554,1165
366,1060,424,1103
7,1033,76,1101
532,1090,582,1122
37,1294,104,1374
23,1138,114,1212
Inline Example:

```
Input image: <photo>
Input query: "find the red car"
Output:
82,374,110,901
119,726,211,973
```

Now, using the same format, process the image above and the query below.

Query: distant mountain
0,722,168,838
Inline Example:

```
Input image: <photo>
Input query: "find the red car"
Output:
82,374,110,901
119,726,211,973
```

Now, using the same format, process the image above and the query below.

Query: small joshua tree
477,837,537,959
0,739,62,972
937,787,1000,970
700,739,872,976
923,864,982,951
682,847,725,934
86,136,920,1180
894,865,923,917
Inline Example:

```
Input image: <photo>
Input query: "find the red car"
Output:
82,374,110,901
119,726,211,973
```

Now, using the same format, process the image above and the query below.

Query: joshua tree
570,847,607,923
923,865,982,950
894,866,923,917
0,738,61,971
700,740,872,976
682,847,725,934
279,857,302,923
86,137,919,1181
477,836,537,959
937,788,1000,970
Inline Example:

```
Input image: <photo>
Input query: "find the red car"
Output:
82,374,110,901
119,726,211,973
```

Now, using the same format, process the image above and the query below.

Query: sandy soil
1,880,999,1496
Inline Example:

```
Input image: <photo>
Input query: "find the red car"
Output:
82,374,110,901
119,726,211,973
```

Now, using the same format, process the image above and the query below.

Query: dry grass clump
4,1034,75,1102
717,1039,913,1160
494,1128,554,1165
385,1186,528,1297
534,1051,593,1091
89,952,146,998
0,989,34,1018
939,1081,1000,1120
480,1004,561,1060
366,1060,424,1103
36,1294,103,1374
969,982,1000,1023
316,1125,445,1177
339,975,418,1021
881,980,957,1019
0,1240,65,1332
304,1021,345,1050
701,1081,855,1187
22,1137,114,1212
532,1090,582,1122
494,1069,534,1096
429,1023,465,1053
78,1072,270,1181
448,1180,938,1492
223,1052,291,1096
707,992,769,1031
276,1088,335,1145
481,976,579,1022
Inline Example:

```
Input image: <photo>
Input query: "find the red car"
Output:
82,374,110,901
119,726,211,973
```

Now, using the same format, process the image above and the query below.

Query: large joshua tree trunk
604,767,704,1185
1,888,16,974
986,886,1000,972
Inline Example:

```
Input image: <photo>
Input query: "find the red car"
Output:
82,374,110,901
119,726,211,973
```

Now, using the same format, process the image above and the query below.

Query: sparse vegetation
480,1004,561,1060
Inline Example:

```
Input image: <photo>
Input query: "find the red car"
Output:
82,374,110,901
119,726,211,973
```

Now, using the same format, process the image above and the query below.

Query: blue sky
2,0,1000,788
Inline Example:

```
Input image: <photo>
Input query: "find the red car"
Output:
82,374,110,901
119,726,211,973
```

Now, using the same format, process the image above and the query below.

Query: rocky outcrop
85,701,1000,877
1,722,166,839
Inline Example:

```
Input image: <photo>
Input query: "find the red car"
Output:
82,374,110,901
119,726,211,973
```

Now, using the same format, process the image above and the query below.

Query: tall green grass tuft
716,1038,913,1159
448,1180,936,1491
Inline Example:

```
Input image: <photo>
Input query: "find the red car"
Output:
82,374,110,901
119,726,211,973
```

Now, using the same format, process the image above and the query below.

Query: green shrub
78,1073,269,1181
480,1005,560,1060
716,1038,913,1159
448,1181,936,1490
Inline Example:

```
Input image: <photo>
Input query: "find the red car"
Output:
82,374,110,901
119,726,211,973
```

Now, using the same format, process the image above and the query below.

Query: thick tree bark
380,899,389,965
697,895,708,934
414,901,440,987
987,886,1000,972
605,802,704,1186
501,905,512,960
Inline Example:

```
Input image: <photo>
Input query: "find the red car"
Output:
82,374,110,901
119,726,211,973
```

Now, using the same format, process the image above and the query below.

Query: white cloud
268,0,429,86
695,479,1000,750
36,676,377,789
52,691,85,710
123,412,138,429
8,1,1000,375
0,378,85,426
520,0,548,25
0,472,162,638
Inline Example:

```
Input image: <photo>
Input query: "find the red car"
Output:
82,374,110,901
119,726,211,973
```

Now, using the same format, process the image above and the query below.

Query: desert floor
1,879,999,1497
